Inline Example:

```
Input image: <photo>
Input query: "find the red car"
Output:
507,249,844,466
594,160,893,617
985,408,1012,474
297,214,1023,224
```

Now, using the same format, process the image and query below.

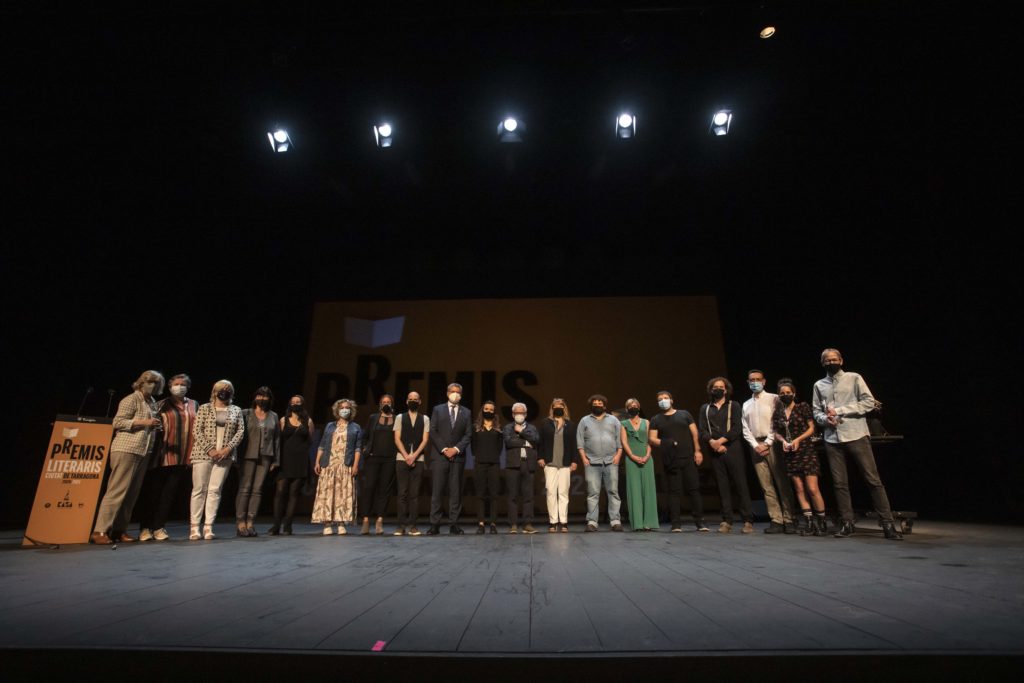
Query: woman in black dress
269,395,314,535
772,379,826,536
471,401,503,534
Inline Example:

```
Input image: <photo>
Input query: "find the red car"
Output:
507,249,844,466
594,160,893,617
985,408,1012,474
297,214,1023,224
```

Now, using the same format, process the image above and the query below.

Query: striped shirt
155,397,198,467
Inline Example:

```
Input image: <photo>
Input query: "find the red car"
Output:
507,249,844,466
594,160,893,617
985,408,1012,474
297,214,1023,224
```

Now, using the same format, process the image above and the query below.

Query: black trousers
504,460,534,526
710,445,753,523
825,437,894,523
665,458,703,526
429,457,465,526
137,465,187,531
474,462,501,523
395,460,425,526
272,476,303,529
359,457,396,519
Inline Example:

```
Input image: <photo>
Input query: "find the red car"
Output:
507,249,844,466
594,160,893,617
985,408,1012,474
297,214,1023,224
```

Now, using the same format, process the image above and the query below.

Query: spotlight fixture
710,110,732,136
760,26,776,39
374,123,394,148
267,128,292,153
615,112,636,139
497,117,524,143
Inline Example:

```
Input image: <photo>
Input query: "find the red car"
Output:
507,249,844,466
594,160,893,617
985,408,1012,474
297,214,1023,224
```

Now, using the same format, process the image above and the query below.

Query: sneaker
585,523,597,533
139,528,153,542
337,524,348,535
322,526,335,536
523,524,537,534
833,521,855,538
393,526,406,536
509,525,519,534
696,522,710,532
742,521,754,534
671,526,682,533
153,528,169,541
189,526,201,541
203,526,215,540
408,526,423,536
718,521,732,534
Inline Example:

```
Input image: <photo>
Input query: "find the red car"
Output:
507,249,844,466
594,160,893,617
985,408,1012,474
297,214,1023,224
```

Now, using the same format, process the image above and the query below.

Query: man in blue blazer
428,382,474,535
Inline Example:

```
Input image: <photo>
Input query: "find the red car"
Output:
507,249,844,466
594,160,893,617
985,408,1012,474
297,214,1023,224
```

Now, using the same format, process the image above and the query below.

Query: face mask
216,389,232,402
289,404,303,413
627,407,640,418
552,407,565,418
710,388,725,400
825,363,841,376
407,400,420,411
591,405,605,417
658,398,672,410
749,381,764,393
338,408,352,420
780,394,795,405
170,386,188,398
448,392,461,404
381,404,393,415
255,399,270,410
483,411,495,421
514,414,526,424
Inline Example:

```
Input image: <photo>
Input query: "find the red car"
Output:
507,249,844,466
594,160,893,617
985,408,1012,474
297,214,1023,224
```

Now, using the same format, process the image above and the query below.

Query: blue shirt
576,414,621,465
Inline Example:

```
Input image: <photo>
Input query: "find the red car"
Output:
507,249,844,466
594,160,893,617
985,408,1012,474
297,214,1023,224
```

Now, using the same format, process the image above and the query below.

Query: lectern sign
23,415,113,546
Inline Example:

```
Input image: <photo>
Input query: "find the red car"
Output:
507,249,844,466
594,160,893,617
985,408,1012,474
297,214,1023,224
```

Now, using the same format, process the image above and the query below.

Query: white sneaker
322,525,334,535
153,528,169,541
139,528,153,542
203,525,215,540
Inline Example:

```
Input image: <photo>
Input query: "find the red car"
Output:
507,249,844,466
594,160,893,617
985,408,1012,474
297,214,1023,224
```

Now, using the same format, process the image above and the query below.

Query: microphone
77,387,94,417
106,389,116,418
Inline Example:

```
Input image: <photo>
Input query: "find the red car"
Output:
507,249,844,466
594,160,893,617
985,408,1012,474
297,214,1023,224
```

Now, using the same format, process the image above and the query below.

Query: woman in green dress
620,398,659,531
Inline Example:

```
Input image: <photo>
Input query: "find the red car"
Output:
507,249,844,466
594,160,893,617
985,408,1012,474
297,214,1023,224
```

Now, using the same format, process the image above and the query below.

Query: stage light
374,123,394,148
710,110,732,136
615,112,636,139
760,26,776,39
267,128,292,153
497,117,524,143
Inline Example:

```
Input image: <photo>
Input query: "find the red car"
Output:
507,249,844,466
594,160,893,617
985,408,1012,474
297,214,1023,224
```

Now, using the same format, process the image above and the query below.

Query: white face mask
513,414,526,424
448,392,461,404
339,408,352,420
170,385,188,398
658,399,671,410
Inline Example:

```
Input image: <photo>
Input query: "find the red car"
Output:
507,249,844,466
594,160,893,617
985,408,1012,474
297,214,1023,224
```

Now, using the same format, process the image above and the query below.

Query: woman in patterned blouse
772,378,826,536
189,380,246,540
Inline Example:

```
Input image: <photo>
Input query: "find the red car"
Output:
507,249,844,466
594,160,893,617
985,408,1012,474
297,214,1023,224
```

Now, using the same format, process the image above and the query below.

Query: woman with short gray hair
91,370,165,545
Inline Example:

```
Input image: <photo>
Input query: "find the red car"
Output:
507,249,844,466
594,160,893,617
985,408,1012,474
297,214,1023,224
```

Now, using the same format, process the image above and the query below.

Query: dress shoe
476,524,486,535
882,522,904,541
375,517,384,535
425,525,440,536
833,520,855,538
450,525,464,535
117,533,137,543
153,528,170,541
764,522,785,534
360,519,371,535
139,528,153,542
670,526,682,533
282,526,293,536
489,523,498,535
90,531,113,545
718,521,732,534
742,521,754,534
267,525,281,536
559,524,568,533
548,524,557,533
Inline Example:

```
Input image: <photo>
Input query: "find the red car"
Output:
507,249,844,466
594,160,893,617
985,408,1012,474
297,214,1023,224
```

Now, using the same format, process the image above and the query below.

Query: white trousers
544,466,572,524
191,459,232,527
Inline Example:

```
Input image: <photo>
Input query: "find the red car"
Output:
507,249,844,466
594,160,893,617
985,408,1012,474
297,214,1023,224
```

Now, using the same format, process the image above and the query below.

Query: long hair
286,394,310,424
474,400,501,431
547,397,571,421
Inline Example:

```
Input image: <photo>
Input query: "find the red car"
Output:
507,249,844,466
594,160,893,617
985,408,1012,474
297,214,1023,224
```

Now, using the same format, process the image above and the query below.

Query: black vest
401,413,425,453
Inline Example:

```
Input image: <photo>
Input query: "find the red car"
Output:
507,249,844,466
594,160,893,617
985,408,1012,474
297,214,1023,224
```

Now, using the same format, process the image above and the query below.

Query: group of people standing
90,347,903,545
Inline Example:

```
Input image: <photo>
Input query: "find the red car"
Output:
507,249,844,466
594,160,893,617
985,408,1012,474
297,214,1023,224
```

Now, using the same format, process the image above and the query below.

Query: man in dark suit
428,382,474,535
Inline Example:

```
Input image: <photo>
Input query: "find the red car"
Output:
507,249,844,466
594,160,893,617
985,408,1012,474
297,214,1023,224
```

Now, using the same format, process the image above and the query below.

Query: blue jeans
584,462,621,525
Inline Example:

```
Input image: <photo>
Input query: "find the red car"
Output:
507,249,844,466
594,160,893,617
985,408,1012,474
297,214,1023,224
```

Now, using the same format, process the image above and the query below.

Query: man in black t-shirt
649,390,708,532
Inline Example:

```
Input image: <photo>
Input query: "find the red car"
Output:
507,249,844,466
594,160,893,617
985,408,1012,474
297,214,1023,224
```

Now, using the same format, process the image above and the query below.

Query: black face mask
780,394,795,405
552,407,565,418
591,405,605,416
289,404,303,413
825,363,842,376
627,407,640,418
711,388,726,400
216,390,232,402
482,411,495,421
381,404,393,415
407,400,421,411
255,399,271,410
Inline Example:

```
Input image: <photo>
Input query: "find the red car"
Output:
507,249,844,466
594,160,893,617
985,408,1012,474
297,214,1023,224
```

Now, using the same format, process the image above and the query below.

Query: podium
23,415,113,546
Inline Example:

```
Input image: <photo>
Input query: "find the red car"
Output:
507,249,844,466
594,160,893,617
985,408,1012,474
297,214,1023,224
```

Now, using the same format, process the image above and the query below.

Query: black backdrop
3,1,1019,527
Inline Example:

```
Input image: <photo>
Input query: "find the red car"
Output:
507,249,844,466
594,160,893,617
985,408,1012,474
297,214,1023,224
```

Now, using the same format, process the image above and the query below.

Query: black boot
833,520,855,538
797,514,812,536
812,513,827,537
882,522,904,541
